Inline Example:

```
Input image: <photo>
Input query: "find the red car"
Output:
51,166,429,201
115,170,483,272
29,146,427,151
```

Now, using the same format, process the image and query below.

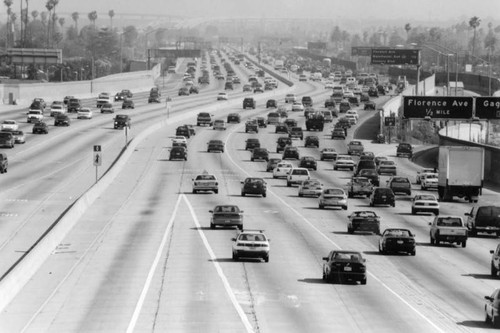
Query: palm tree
45,0,54,47
71,11,79,32
58,17,64,28
31,10,38,20
108,9,114,29
404,23,412,42
4,0,13,47
88,10,97,29
469,16,481,58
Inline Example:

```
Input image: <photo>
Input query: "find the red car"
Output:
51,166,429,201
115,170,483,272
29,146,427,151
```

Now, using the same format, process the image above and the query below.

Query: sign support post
93,145,102,183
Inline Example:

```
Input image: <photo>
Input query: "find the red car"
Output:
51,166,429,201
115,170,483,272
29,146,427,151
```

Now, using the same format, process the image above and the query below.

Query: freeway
1,55,500,333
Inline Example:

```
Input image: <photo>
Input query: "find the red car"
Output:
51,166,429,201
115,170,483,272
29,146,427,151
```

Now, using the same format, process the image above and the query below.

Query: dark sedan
322,250,367,284
299,156,317,170
209,205,244,230
378,228,416,255
241,177,267,197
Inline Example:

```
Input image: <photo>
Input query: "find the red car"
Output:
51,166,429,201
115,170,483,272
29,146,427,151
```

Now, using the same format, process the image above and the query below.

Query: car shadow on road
362,251,383,256
462,273,499,280
457,320,492,329
190,227,213,231
297,278,325,284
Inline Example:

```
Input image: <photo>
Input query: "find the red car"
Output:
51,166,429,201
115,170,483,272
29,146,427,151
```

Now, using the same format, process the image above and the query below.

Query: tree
45,0,54,47
72,11,79,32
31,10,38,20
88,11,97,29
122,25,138,47
469,16,481,58
58,17,64,38
108,9,114,29
4,0,13,47
404,23,411,42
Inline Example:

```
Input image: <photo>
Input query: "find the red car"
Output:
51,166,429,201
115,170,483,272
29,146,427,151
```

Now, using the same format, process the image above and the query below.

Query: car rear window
392,178,409,183
215,206,239,213
436,217,462,226
292,169,308,175
477,206,500,218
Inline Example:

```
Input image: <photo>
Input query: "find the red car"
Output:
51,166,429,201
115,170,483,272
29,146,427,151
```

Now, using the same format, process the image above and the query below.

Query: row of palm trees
404,16,482,58
3,0,116,48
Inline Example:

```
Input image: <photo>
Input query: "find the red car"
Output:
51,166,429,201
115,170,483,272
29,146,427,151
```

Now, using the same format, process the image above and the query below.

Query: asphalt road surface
0,57,499,333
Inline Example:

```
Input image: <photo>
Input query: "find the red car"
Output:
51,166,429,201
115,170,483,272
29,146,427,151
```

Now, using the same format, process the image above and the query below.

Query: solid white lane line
126,194,182,333
182,194,255,333
223,130,447,333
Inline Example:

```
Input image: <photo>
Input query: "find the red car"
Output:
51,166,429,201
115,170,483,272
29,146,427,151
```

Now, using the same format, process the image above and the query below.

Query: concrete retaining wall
1,64,161,105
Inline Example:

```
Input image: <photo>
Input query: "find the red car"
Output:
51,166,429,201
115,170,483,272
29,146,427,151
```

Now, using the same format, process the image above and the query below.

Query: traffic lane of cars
0,128,254,332
209,116,462,332
222,105,500,330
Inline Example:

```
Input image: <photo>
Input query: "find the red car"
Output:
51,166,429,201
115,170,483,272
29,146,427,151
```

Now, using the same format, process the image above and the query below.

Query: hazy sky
50,0,500,21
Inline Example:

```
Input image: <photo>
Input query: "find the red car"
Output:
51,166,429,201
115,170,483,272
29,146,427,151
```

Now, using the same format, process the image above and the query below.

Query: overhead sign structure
151,49,201,58
6,48,62,65
475,97,500,119
351,47,372,57
384,117,396,126
402,96,474,119
371,49,420,65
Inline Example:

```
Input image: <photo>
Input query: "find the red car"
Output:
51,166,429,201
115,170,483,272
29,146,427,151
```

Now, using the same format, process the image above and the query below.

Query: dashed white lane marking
182,194,255,333
126,195,182,333
223,130,446,333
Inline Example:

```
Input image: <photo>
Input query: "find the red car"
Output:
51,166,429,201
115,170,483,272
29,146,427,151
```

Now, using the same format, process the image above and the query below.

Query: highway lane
2,65,500,331
0,56,282,276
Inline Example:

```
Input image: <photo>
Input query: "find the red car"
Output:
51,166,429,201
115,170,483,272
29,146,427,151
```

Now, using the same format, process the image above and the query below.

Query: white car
232,230,270,262
285,93,297,103
217,92,228,100
411,194,439,215
343,91,355,98
420,173,438,190
345,114,357,125
333,155,355,171
50,104,66,116
172,136,187,144
298,179,323,197
324,81,335,89
416,168,436,184
345,110,359,120
77,108,93,119
291,102,304,112
273,162,293,179
213,119,226,130
1,120,18,131
318,188,348,210
286,167,310,187
192,172,218,194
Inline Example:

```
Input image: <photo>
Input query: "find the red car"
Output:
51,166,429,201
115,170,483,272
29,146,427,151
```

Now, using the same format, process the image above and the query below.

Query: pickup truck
347,141,364,155
429,216,468,247
27,110,44,123
346,177,374,198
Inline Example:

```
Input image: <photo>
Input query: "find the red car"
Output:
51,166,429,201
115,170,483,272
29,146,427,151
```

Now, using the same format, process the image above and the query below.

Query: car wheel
360,277,367,285
232,252,239,261
462,240,467,248
391,203,395,207
411,208,416,215
192,189,197,194
214,189,218,194
262,192,266,198
238,225,243,231
210,223,215,229
421,185,426,190
287,182,291,187
264,255,269,263
410,250,416,256
435,238,440,245
347,227,353,234
492,263,498,276
369,202,374,207
241,192,245,197
319,204,324,209
343,206,348,210
493,314,500,327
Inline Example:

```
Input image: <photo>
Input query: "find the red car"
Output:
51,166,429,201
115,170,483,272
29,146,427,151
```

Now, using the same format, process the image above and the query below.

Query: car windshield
214,206,239,213
352,211,377,218
196,175,215,181
238,233,266,241
3,120,15,124
436,217,462,227
384,229,410,237
334,252,361,261
416,195,436,201
324,188,344,195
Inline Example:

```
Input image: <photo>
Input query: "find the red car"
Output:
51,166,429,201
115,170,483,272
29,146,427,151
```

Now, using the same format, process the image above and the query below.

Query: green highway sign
371,49,420,65
403,96,473,119
475,97,500,119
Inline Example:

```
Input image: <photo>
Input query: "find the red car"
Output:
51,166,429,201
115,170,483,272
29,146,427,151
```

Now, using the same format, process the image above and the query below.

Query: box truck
438,146,484,203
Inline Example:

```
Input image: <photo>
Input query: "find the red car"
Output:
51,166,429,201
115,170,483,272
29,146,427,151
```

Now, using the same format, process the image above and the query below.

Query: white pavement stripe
223,129,447,333
126,194,182,333
182,194,255,333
